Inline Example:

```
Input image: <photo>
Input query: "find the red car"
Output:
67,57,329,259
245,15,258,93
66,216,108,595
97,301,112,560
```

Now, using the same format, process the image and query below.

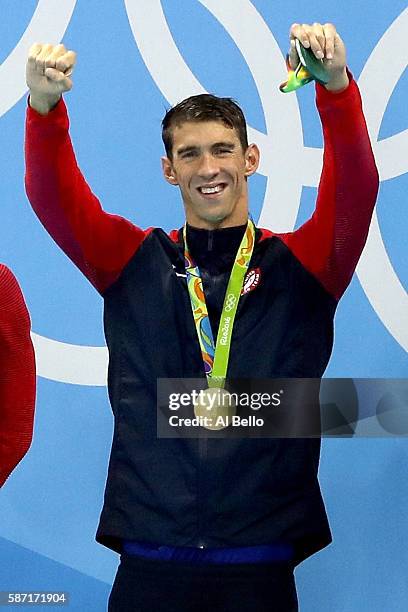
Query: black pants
108,553,298,612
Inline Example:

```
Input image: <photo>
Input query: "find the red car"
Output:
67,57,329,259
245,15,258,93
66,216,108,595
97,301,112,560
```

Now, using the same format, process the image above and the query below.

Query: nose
197,152,219,179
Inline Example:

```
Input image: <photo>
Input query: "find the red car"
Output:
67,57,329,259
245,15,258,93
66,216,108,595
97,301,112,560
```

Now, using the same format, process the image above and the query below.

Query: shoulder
256,227,280,243
0,265,28,314
0,264,19,291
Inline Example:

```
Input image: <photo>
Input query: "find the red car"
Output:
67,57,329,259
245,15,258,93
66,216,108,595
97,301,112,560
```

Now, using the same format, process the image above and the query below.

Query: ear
244,144,260,177
161,156,179,186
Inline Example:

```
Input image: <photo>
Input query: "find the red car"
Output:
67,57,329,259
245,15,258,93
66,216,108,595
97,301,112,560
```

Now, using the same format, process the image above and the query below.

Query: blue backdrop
0,1,407,610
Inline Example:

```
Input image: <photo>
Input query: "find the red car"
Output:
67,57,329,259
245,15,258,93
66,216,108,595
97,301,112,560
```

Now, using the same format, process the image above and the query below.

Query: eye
214,147,233,156
180,149,198,159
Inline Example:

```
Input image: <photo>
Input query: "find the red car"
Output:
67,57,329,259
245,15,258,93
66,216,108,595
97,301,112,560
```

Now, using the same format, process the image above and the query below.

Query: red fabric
267,77,379,300
25,99,153,294
0,265,36,487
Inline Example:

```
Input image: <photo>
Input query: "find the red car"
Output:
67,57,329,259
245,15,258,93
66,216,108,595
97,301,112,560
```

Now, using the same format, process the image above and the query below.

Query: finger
44,45,68,73
311,23,326,58
290,23,311,48
55,50,76,74
307,33,324,59
34,44,54,75
27,43,44,75
46,44,67,67
334,31,344,50
27,43,49,74
28,43,43,60
35,43,54,63
288,38,299,70
323,23,336,59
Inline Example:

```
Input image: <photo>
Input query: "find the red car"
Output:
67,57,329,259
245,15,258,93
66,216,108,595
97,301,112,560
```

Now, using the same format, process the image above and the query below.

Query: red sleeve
0,265,36,487
25,98,153,294
279,75,379,300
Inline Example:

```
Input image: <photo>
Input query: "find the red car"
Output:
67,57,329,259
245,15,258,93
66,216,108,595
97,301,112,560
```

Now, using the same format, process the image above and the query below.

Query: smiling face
161,120,260,229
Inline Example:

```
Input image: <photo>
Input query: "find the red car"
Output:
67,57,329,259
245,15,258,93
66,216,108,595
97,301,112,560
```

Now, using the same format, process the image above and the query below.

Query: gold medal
193,387,236,431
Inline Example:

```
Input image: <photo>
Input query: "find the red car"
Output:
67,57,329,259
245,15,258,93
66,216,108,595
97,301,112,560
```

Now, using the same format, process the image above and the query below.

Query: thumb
44,67,72,89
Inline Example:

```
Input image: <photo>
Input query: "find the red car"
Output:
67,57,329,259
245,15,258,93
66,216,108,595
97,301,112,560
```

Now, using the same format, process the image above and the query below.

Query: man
0,265,36,487
25,22,378,611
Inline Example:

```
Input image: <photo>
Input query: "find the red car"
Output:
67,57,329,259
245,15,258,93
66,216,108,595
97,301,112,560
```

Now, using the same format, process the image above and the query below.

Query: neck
185,222,249,272
185,213,248,230
187,220,248,231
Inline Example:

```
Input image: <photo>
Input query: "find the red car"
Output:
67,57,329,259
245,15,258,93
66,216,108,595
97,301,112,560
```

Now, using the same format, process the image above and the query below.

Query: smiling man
25,22,378,612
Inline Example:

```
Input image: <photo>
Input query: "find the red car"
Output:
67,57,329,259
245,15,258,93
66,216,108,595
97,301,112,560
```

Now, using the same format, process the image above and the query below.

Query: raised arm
25,44,151,294
0,266,36,487
281,24,379,300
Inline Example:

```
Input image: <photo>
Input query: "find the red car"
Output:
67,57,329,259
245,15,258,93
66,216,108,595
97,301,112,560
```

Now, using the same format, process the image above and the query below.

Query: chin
202,214,229,227
204,205,233,221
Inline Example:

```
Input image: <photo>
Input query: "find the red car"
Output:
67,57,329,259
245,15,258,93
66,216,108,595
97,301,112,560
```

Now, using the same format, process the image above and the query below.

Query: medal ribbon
183,219,255,388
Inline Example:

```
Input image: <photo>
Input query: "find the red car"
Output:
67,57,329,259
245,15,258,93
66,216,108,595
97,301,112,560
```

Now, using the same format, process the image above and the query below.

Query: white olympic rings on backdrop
0,0,97,385
355,7,408,354
0,0,77,118
0,0,102,385
3,1,405,383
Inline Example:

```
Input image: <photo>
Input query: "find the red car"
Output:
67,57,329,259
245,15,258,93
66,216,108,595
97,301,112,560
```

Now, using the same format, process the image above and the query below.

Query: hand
288,23,349,92
26,43,76,114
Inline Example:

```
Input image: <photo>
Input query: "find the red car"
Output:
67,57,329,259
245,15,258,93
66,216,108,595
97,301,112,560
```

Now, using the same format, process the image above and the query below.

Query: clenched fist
27,43,76,115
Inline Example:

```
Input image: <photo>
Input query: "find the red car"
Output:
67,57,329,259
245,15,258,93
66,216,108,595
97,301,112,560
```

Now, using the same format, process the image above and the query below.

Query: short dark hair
162,93,248,159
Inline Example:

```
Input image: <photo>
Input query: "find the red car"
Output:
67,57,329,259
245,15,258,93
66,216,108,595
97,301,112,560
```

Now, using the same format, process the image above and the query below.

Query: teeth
200,185,223,194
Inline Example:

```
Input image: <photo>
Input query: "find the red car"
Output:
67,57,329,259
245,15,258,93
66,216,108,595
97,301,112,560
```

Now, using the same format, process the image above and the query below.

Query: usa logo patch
241,268,261,295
